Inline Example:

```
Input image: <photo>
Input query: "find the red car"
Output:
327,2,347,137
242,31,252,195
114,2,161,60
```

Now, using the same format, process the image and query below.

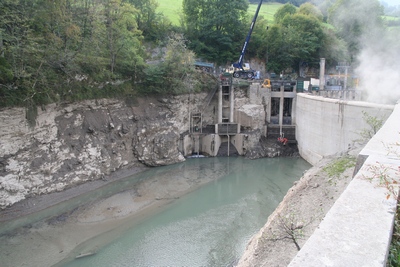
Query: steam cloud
355,31,400,105
346,0,400,105
313,0,400,105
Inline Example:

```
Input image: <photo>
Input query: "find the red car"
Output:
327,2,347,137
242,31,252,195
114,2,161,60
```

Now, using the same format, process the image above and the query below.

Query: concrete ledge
289,156,397,266
289,102,400,266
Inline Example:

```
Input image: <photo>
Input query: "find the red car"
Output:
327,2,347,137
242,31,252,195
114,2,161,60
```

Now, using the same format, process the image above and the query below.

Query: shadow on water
0,157,238,236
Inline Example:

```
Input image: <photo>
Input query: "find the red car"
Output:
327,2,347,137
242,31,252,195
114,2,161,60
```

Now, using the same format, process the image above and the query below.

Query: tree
266,212,315,251
103,0,143,75
274,3,297,24
251,2,349,74
264,24,289,73
124,0,171,41
33,0,84,76
297,2,324,22
319,27,349,66
0,0,46,106
182,0,249,65
263,4,326,74
0,0,148,107
246,16,270,59
142,33,197,95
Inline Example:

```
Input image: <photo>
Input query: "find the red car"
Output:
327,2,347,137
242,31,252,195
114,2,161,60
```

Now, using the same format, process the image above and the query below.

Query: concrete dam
181,76,394,166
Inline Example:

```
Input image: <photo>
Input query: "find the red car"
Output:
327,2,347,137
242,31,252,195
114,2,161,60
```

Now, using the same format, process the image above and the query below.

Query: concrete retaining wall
296,93,394,165
201,134,222,157
290,101,400,266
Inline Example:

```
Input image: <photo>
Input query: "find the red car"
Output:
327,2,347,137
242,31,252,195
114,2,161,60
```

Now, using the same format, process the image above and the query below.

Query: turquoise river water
0,156,311,267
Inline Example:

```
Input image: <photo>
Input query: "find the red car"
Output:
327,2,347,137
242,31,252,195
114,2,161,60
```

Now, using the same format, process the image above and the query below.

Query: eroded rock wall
0,88,294,209
0,95,212,209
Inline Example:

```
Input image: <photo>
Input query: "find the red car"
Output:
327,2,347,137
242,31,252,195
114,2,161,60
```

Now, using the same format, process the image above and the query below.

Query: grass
382,15,400,21
382,15,400,29
248,2,283,23
156,0,282,25
323,156,356,178
156,0,183,25
153,2,399,30
388,206,400,267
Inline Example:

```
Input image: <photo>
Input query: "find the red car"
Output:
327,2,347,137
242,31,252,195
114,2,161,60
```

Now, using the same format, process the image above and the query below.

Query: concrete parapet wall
296,93,394,165
289,102,400,266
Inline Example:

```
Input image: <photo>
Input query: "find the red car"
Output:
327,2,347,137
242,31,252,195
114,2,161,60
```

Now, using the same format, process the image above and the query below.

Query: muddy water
0,157,310,267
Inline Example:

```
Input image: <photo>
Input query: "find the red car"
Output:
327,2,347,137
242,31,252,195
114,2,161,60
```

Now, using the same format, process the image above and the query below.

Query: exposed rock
244,131,299,159
0,95,210,209
0,91,296,209
133,123,185,166
237,104,265,130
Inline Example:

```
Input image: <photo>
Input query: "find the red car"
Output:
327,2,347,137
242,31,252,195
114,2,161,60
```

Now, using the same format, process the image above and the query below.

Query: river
0,156,310,267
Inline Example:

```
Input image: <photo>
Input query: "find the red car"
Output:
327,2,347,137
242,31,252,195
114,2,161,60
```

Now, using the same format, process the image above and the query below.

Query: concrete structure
319,58,325,91
296,93,394,165
290,100,400,267
184,84,394,161
317,89,362,101
182,78,298,157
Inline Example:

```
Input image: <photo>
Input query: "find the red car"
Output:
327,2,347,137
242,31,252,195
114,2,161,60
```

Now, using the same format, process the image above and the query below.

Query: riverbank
0,158,239,267
0,166,148,222
236,147,361,266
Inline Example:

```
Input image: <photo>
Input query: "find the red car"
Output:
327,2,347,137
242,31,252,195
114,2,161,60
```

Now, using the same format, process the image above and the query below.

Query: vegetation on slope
388,209,400,266
0,0,396,109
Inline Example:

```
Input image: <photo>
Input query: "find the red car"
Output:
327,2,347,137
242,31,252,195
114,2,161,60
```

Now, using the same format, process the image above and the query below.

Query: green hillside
382,15,400,30
156,0,183,25
248,2,283,23
156,0,282,25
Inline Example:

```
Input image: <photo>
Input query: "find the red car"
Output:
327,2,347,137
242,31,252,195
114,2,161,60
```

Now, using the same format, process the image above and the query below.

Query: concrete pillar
230,86,234,122
292,96,296,125
266,92,271,124
227,135,230,156
279,86,284,131
218,86,222,123
319,58,325,90
194,135,199,154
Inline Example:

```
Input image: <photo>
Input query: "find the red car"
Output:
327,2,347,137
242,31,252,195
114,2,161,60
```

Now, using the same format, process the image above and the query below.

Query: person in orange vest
277,136,288,145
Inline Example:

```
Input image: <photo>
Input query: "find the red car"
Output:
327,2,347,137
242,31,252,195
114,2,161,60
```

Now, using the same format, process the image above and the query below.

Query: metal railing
217,123,239,135
316,89,362,101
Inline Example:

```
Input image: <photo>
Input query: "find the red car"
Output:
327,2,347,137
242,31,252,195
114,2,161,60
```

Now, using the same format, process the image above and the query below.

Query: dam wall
290,100,400,266
295,93,394,165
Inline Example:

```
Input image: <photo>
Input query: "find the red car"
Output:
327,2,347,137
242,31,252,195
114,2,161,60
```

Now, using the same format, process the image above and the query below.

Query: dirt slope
237,149,360,267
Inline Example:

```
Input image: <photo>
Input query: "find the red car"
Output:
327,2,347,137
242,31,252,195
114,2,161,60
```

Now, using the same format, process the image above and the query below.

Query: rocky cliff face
0,95,212,209
0,89,297,209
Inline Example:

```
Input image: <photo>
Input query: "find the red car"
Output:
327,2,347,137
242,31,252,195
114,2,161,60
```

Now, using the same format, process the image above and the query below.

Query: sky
379,0,400,7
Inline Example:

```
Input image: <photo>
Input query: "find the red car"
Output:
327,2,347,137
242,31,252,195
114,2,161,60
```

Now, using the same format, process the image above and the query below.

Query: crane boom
233,0,263,71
